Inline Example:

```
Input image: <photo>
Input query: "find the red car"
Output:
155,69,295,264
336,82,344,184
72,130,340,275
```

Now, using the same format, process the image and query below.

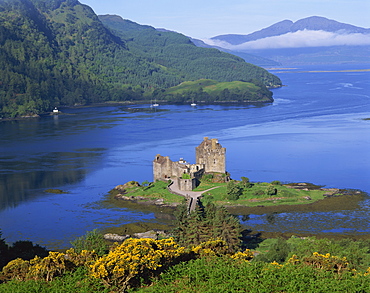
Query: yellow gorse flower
89,237,186,289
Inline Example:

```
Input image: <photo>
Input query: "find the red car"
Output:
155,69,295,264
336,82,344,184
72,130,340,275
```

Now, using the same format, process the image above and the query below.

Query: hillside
98,15,280,85
0,0,281,118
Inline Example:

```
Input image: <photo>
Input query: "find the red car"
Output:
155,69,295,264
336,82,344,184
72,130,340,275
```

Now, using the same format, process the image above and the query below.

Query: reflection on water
0,150,104,210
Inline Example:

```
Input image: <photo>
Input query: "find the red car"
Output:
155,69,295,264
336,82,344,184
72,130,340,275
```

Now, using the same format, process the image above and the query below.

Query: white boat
191,102,196,107
151,99,159,107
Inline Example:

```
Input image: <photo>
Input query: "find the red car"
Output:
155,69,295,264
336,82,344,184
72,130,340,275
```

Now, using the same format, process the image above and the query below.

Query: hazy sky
81,0,370,39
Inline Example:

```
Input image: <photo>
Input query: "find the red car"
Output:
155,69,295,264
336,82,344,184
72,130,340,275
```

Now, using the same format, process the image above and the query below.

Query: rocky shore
104,230,170,242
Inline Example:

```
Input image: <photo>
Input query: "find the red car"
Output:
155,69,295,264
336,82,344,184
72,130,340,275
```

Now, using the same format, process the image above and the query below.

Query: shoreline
0,99,278,122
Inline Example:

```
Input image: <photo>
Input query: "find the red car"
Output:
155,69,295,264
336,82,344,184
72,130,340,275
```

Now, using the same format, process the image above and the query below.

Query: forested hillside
99,15,280,86
0,0,281,118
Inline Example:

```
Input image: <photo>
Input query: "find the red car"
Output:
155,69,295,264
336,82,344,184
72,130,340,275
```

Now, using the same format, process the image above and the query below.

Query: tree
265,184,277,196
71,229,108,256
241,176,253,189
226,180,243,200
173,202,242,252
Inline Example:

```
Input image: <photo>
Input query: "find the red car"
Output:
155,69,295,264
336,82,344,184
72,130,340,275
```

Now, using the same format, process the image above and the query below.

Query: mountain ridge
212,16,370,45
203,16,370,65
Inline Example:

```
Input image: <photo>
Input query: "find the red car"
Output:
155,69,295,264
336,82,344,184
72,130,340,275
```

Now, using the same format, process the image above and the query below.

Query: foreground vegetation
1,232,370,292
1,200,370,292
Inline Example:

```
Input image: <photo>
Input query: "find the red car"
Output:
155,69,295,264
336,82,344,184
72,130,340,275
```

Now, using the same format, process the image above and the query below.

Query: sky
81,0,370,39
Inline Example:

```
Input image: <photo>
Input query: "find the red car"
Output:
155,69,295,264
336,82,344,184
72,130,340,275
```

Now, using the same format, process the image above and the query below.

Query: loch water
0,64,369,248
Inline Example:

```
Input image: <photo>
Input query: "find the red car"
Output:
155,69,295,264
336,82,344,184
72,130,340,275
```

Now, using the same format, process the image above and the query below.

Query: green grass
165,79,259,95
197,181,328,207
115,179,349,208
117,181,184,204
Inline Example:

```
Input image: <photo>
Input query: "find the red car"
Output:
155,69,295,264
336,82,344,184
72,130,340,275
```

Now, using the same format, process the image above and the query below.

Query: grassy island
110,177,357,209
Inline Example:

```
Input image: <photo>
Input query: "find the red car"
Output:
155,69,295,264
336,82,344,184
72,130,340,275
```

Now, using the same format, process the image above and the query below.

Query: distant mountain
0,0,281,118
206,16,370,65
212,16,370,45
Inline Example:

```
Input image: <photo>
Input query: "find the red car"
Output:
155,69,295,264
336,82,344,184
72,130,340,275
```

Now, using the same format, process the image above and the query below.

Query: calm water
0,64,369,248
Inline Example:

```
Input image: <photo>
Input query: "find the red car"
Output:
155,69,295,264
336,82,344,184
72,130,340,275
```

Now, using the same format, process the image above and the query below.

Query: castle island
111,137,357,214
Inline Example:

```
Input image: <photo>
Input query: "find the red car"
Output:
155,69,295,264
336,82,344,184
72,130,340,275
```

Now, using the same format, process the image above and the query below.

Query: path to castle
168,180,220,212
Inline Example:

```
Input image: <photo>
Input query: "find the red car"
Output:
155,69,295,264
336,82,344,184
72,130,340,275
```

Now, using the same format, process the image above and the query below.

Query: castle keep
153,137,226,191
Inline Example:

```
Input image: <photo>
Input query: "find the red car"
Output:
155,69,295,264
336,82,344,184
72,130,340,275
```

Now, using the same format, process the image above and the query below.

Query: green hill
162,79,273,103
0,0,281,118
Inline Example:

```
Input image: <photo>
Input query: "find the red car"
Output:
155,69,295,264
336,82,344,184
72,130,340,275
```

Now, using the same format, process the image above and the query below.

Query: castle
153,137,226,191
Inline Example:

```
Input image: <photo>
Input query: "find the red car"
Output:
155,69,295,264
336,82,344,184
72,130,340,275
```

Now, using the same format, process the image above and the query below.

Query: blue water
0,64,369,247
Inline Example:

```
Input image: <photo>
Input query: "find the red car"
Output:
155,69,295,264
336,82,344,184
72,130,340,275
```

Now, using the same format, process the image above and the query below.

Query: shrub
265,184,277,196
302,252,349,274
71,230,108,257
255,238,291,263
201,174,213,182
89,238,186,291
181,173,191,179
241,177,253,188
271,180,281,185
226,180,243,200
254,190,264,196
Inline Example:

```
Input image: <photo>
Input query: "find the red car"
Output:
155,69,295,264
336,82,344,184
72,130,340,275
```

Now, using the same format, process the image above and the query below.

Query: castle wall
177,178,197,191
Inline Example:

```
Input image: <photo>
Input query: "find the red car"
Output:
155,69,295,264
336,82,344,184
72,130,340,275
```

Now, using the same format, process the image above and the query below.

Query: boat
190,98,196,107
151,99,159,107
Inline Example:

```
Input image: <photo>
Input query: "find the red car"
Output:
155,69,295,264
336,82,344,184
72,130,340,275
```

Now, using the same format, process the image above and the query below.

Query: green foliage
241,176,253,188
265,184,278,196
1,236,370,292
0,266,109,293
132,255,370,293
271,180,282,185
174,203,242,252
181,173,191,179
70,229,108,256
286,236,370,270
201,173,214,182
254,238,291,263
226,180,243,200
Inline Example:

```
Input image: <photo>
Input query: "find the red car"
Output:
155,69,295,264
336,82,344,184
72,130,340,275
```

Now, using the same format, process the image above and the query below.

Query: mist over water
0,64,369,248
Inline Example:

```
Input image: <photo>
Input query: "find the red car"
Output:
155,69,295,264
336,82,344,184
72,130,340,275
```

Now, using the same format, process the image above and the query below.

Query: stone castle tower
196,137,226,173
153,138,226,191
